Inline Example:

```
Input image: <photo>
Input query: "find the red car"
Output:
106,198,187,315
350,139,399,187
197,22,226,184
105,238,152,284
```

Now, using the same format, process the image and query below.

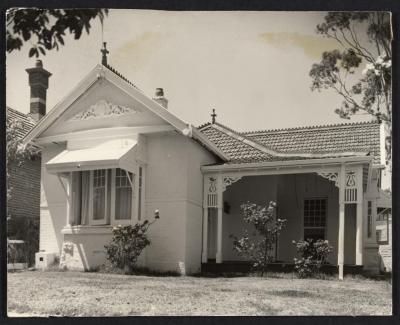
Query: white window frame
78,166,144,226
90,169,108,226
303,197,328,240
111,168,135,225
136,165,145,221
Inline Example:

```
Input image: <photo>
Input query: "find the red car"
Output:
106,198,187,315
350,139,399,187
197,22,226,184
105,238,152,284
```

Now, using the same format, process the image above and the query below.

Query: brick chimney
26,60,52,121
153,88,168,109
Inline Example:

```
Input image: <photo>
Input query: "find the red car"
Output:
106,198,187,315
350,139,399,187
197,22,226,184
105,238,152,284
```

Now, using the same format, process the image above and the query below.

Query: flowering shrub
231,201,286,277
104,218,158,274
292,239,333,278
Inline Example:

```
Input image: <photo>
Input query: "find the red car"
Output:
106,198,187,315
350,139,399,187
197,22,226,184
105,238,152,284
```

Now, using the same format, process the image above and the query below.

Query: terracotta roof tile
6,107,36,139
243,121,380,164
198,121,381,164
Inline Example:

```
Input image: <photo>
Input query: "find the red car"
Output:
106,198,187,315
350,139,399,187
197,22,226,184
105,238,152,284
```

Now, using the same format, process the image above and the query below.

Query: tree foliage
230,201,286,277
310,12,392,163
104,218,158,274
6,116,38,204
7,8,108,57
292,239,333,278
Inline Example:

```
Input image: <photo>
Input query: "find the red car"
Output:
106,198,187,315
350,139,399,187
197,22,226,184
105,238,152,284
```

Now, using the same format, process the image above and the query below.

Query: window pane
115,187,132,220
304,198,327,241
115,168,132,220
93,169,106,221
138,167,143,220
93,188,105,220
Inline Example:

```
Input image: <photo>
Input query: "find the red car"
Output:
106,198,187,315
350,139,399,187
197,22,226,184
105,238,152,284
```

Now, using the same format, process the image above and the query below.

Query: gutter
201,155,373,173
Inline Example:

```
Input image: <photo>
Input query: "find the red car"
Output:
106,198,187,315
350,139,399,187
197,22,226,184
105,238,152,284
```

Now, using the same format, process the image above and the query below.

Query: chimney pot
153,88,168,109
155,88,164,97
35,59,43,68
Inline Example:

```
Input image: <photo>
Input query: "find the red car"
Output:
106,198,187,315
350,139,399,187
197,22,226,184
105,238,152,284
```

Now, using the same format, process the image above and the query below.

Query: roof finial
211,108,217,124
101,42,109,66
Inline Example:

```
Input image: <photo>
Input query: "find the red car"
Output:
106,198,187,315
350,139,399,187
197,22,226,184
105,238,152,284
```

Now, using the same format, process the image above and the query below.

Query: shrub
104,218,158,274
231,201,286,277
292,239,333,278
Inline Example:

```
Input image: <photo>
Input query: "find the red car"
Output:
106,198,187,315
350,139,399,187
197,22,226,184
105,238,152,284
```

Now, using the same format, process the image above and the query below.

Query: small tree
231,201,286,277
104,215,159,274
292,239,333,278
6,115,38,207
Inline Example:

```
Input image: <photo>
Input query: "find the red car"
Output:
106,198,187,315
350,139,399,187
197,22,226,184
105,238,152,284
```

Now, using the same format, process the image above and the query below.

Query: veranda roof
197,121,379,165
46,138,138,174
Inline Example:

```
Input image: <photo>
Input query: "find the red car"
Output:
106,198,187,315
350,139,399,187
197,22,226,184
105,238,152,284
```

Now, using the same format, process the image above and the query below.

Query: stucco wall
184,139,217,273
38,129,217,273
144,133,216,274
39,143,68,254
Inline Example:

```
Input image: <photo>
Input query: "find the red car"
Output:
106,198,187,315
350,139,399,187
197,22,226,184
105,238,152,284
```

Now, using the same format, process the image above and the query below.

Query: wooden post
355,167,363,265
338,164,346,280
202,178,209,263
216,175,223,263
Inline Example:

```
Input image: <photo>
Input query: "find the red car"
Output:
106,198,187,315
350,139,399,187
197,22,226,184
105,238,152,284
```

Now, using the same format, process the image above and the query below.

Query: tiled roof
6,107,36,139
200,123,274,163
198,121,381,164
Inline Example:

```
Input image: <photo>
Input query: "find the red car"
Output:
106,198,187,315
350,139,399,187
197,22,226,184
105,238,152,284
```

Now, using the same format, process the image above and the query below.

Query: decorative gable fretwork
70,99,143,121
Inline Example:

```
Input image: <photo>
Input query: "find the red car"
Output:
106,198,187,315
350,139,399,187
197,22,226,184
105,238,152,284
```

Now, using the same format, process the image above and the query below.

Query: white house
23,55,391,279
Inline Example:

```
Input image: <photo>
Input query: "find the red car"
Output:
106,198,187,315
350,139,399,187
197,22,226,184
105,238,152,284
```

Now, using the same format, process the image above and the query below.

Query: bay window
70,167,140,226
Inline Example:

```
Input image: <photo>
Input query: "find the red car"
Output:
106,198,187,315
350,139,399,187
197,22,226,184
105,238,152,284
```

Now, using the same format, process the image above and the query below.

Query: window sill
61,225,113,235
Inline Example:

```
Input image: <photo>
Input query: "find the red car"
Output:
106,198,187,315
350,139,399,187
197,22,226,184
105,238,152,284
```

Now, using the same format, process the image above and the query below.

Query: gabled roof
6,106,36,139
22,63,229,161
198,121,379,165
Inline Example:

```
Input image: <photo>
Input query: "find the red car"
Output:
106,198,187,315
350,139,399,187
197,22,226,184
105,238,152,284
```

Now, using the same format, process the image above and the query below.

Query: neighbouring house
7,60,52,265
376,189,392,272
22,49,391,278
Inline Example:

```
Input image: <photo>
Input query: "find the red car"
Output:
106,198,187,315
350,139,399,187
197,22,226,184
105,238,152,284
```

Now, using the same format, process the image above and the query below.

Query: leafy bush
292,239,333,278
231,201,286,277
104,218,158,274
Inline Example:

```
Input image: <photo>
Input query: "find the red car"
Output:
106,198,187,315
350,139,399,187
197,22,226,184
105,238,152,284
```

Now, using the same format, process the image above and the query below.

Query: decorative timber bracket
222,175,242,192
317,172,339,187
317,169,360,203
205,175,242,209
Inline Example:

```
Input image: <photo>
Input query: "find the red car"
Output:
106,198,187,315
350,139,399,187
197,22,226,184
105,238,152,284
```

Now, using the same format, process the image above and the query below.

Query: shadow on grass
269,289,316,298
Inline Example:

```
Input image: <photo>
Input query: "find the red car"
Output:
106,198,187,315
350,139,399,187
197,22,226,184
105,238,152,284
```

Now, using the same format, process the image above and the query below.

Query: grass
7,270,392,316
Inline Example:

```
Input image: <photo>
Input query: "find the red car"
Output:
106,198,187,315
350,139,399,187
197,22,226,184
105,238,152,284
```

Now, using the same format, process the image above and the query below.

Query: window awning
46,139,138,174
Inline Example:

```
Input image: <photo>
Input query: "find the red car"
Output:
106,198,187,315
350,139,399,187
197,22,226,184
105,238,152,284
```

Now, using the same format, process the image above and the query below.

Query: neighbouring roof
198,121,380,165
6,106,36,139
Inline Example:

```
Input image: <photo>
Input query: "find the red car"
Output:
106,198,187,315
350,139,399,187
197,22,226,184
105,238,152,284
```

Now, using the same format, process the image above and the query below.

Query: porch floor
201,260,364,275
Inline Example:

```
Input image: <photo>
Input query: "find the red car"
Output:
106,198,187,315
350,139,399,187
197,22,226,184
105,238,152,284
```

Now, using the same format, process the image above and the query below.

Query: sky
6,10,373,132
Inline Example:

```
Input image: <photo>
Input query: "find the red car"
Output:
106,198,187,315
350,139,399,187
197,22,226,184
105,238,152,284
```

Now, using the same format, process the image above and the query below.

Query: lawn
7,270,392,316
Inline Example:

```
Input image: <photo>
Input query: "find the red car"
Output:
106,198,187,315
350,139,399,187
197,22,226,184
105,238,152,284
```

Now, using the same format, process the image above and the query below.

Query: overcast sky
6,10,373,132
